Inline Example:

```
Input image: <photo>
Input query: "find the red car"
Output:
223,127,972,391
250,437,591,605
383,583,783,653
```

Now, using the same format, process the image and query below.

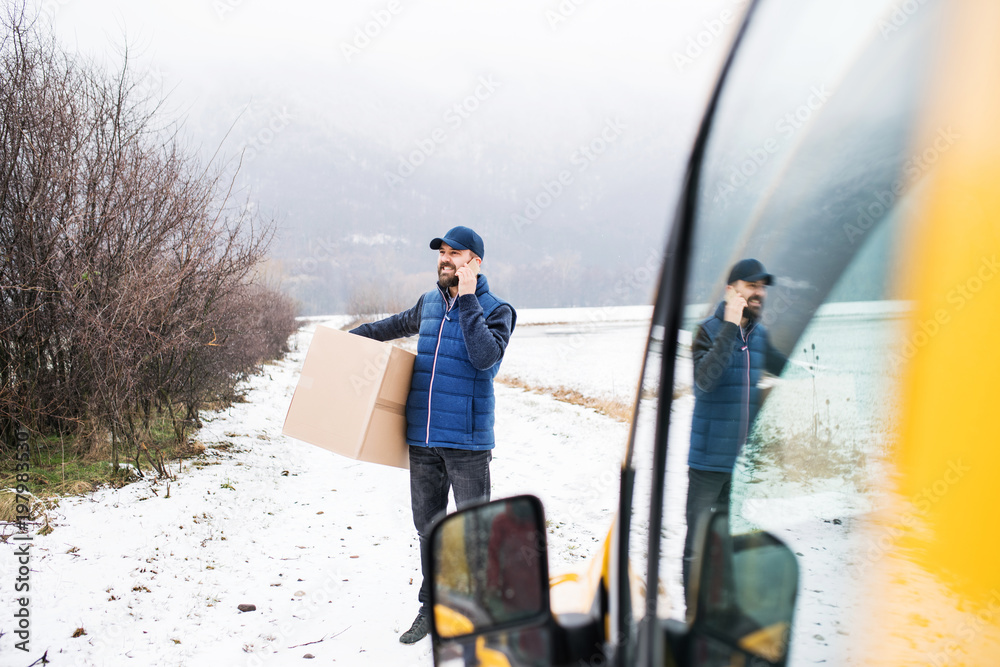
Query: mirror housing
429,495,553,666
686,509,798,666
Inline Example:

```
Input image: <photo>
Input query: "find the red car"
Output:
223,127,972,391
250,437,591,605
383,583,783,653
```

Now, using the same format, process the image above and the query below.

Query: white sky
47,0,739,151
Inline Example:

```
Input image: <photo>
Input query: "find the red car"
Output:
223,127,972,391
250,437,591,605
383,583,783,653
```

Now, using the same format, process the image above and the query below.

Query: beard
437,263,459,289
743,297,763,320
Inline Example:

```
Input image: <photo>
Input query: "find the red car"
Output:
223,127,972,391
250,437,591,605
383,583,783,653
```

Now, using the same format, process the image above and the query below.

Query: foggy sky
46,0,741,312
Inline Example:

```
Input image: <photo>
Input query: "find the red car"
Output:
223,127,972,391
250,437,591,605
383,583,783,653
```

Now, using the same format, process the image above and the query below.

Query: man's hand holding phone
456,257,481,296
723,285,746,325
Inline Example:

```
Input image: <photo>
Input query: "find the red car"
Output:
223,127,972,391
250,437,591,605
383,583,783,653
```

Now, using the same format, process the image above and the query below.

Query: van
426,1,1000,664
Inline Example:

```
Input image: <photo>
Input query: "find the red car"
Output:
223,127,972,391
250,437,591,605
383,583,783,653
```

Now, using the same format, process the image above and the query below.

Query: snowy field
6,307,872,666
498,305,652,402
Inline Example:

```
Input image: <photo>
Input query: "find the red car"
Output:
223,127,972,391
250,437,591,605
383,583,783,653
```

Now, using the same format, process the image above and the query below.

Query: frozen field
5,306,873,666
499,305,652,402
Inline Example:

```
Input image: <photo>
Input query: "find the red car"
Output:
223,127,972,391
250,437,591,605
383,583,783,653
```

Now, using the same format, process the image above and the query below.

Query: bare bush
345,280,409,318
0,5,299,471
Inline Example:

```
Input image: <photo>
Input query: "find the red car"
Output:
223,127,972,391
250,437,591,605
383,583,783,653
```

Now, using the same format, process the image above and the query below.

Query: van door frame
611,2,763,665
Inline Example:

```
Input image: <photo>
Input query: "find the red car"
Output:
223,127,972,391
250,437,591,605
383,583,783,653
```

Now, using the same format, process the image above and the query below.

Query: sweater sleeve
348,294,424,341
457,294,515,371
692,320,738,393
765,338,788,376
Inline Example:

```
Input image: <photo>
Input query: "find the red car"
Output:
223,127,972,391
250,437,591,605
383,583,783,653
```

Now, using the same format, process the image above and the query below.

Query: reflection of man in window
684,259,786,595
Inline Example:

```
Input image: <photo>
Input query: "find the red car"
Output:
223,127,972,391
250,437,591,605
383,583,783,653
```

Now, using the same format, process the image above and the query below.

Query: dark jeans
683,467,732,600
409,444,492,615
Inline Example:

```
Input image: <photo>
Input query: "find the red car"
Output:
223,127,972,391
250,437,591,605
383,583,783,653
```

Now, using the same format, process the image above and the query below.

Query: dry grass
178,440,207,457
0,489,59,525
497,376,634,423
747,426,876,492
0,491,17,523
0,419,213,538
64,480,95,494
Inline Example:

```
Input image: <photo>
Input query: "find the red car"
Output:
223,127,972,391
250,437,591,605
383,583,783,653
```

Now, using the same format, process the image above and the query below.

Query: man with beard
349,226,515,644
682,258,786,597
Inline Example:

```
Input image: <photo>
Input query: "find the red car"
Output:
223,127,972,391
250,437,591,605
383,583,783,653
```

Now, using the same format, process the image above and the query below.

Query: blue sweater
689,301,785,472
350,275,515,450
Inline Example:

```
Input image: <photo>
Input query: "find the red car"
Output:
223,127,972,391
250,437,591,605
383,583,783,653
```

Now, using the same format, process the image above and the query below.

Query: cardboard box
282,326,415,469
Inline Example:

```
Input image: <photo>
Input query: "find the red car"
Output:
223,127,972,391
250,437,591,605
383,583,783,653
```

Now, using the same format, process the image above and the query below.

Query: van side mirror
429,495,552,666
687,510,798,666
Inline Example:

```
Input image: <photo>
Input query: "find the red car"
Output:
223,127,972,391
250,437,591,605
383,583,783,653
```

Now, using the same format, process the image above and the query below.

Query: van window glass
660,1,943,665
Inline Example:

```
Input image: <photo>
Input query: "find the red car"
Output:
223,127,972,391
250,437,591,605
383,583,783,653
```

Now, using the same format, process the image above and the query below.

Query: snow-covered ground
5,307,871,666
6,313,633,667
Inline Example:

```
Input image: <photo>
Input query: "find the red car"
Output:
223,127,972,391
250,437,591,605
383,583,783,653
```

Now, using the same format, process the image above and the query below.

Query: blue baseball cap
727,258,773,285
429,226,485,259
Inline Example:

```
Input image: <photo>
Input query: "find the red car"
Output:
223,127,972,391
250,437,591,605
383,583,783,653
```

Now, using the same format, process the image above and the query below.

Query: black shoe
399,612,429,644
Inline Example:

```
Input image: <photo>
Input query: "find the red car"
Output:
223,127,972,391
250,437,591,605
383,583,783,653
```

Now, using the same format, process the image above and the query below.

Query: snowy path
13,319,628,667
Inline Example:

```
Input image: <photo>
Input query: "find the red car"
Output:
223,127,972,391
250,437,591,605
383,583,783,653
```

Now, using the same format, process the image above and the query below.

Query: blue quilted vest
405,277,509,450
688,302,771,473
